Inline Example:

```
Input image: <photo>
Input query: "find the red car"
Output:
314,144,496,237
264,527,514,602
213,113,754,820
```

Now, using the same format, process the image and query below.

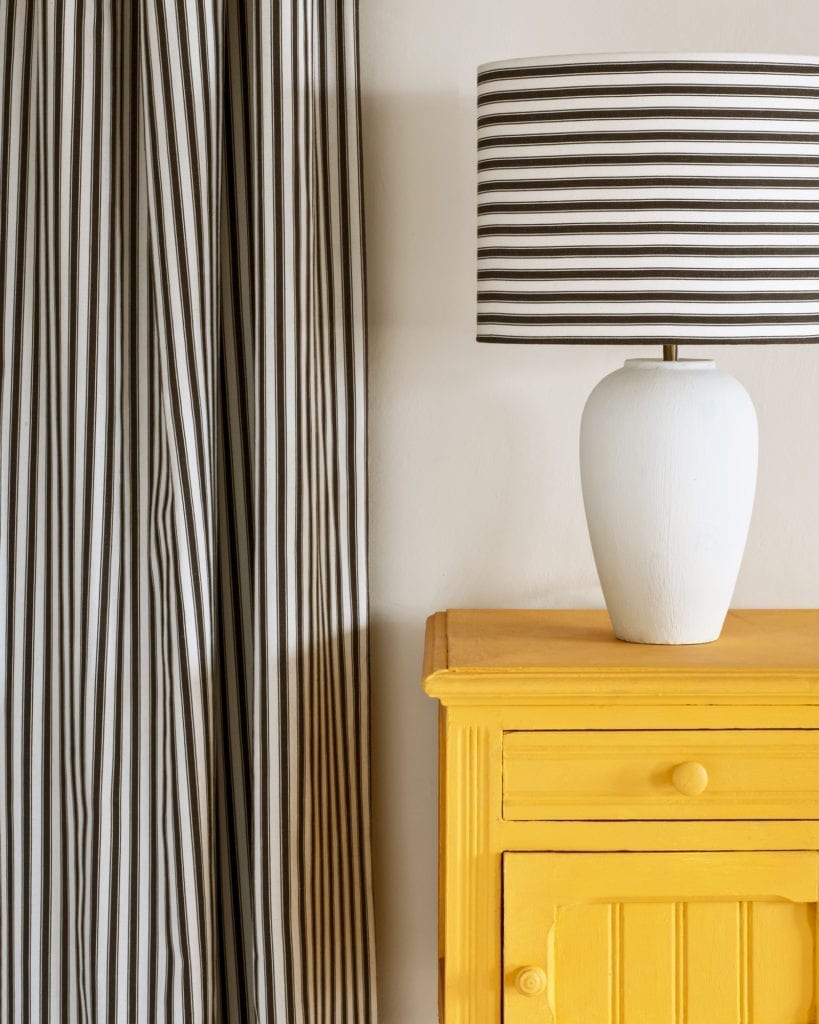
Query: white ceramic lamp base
579,358,758,645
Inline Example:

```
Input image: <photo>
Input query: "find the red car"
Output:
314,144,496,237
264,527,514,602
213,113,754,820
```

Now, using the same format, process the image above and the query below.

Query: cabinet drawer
503,730,819,820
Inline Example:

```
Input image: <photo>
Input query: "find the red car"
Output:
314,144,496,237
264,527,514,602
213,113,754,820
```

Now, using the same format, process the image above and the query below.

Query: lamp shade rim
478,51,819,75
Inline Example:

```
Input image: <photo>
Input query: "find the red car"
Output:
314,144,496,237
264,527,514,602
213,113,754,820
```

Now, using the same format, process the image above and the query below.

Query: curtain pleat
0,1,376,1020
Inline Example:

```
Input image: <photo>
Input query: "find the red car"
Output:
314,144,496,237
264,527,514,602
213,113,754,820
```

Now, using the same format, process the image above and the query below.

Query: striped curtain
0,1,375,1021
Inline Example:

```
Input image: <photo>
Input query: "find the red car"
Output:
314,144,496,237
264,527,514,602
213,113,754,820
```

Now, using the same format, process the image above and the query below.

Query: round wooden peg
515,966,548,997
671,760,709,796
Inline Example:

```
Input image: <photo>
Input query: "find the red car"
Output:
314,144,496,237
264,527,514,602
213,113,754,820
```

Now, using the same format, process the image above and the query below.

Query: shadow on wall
368,609,440,1021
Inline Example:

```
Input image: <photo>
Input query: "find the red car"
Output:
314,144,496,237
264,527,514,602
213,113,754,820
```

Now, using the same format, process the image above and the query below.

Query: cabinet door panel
504,852,818,1024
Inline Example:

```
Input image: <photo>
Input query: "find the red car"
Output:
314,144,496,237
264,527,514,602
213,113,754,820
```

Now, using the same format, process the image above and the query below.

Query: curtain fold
0,1,375,1020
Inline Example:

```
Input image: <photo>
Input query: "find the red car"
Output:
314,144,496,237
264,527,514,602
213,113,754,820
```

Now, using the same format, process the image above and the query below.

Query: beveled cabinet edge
423,668,819,706
421,610,819,706
423,612,449,681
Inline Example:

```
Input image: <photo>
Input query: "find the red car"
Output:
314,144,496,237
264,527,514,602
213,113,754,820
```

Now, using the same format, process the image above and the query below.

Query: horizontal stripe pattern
0,0,375,1021
477,53,819,343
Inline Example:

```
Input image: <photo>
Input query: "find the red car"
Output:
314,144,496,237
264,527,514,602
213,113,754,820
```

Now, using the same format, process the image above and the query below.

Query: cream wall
360,2,819,1020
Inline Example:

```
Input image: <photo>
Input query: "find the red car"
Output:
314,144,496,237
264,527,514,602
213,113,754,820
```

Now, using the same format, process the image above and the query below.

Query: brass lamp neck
663,344,679,362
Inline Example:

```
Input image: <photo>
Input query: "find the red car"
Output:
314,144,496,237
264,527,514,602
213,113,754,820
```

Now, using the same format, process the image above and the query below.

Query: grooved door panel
504,852,818,1024
503,730,819,820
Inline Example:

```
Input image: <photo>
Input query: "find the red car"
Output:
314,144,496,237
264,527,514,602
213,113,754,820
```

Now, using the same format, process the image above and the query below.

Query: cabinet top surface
423,610,819,700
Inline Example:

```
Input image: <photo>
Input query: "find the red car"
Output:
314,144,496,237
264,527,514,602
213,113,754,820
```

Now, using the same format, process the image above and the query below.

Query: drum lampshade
477,53,819,344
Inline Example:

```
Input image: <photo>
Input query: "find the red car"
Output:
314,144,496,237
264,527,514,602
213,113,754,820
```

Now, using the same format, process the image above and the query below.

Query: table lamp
478,52,819,644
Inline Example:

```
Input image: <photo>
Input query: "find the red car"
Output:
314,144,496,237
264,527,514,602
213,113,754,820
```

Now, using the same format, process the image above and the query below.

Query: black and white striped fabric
477,53,819,344
0,1,375,1021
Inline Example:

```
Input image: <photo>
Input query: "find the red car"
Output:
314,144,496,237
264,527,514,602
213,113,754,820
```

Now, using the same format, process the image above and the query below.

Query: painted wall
360,2,819,1020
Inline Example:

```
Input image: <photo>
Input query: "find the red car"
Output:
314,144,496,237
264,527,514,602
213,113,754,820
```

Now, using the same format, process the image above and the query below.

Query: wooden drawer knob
515,966,548,996
671,761,709,796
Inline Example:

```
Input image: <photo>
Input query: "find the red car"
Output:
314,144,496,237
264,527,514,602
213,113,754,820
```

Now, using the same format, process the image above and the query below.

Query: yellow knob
671,761,709,797
515,966,548,997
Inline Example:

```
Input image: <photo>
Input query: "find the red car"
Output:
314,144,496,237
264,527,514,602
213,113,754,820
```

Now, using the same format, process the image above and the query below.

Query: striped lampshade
477,53,819,344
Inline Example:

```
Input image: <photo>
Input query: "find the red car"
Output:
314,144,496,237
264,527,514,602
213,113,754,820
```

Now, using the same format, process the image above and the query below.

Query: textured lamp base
580,358,758,645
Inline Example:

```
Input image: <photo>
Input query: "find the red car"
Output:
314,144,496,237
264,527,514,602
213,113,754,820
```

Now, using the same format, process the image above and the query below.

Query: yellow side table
423,609,819,1024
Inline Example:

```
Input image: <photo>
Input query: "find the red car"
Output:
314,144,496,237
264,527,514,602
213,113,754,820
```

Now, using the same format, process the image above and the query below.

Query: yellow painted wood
429,608,819,676
513,966,547,997
750,900,816,1022
480,703,819,730
504,852,819,1024
497,818,819,852
507,851,818,903
549,902,611,1021
424,609,819,706
671,759,709,797
503,729,819,821
620,902,676,1020
439,714,503,1024
684,903,743,1023
424,610,819,1023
